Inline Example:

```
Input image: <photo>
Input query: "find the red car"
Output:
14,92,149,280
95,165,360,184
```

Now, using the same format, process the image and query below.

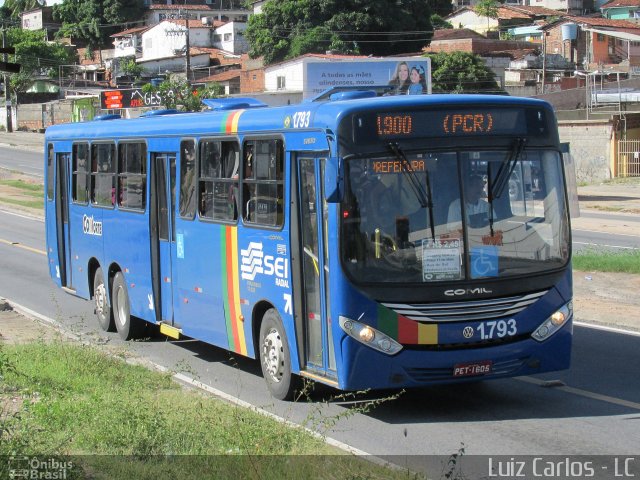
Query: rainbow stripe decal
377,304,438,345
221,109,245,134
221,226,246,355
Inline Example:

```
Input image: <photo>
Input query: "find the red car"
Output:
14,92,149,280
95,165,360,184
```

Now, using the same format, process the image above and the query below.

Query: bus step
159,323,182,339
61,286,76,295
300,370,339,388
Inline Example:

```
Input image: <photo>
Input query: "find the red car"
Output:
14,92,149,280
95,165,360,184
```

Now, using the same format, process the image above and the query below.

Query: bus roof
44,94,553,142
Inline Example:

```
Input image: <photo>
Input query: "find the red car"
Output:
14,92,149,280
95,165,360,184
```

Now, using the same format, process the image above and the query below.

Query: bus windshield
341,149,570,284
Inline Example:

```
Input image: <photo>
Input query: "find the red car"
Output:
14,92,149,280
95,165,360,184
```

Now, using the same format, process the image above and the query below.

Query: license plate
453,360,492,377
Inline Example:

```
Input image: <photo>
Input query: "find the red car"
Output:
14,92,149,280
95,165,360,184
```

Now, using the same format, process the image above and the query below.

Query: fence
617,139,640,177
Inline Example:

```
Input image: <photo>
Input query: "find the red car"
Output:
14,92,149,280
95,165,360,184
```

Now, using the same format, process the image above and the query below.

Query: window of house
242,139,284,227
91,143,116,207
597,33,605,42
223,33,232,42
277,76,286,90
117,142,146,211
72,143,89,204
198,139,239,222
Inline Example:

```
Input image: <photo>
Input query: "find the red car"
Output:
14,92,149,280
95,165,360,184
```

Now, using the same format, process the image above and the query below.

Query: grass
573,248,640,274
0,340,419,480
0,179,44,210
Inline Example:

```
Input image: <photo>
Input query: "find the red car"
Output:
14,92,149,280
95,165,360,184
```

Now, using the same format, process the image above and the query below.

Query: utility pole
1,24,12,133
182,6,191,86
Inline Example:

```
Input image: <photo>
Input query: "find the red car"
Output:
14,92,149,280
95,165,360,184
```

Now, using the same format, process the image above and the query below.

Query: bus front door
55,152,72,288
298,157,336,379
150,153,177,325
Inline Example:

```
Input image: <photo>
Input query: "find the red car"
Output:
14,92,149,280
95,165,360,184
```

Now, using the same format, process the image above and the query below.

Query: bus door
55,152,72,288
298,157,336,377
150,152,177,325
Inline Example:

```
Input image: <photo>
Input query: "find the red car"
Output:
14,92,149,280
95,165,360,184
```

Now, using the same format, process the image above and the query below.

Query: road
0,208,638,473
0,146,44,178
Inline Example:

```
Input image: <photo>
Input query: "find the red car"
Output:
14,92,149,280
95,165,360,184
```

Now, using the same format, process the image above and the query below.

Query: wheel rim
95,282,106,319
262,328,284,383
115,286,128,328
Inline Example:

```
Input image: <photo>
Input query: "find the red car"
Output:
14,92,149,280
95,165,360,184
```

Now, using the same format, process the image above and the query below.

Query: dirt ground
0,171,639,341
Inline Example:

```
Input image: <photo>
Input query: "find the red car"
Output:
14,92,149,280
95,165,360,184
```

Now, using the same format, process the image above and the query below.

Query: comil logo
240,242,264,281
82,214,102,236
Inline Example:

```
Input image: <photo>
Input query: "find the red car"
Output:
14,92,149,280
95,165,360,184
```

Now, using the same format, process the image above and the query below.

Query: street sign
0,47,16,55
0,61,20,73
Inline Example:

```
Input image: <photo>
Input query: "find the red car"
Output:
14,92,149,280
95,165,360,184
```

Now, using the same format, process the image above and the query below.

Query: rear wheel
94,267,114,332
112,272,143,340
259,309,298,400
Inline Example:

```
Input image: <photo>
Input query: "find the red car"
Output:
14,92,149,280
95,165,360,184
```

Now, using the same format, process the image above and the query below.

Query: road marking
573,241,638,250
518,376,640,411
0,208,44,222
0,237,47,256
575,321,640,337
574,229,640,237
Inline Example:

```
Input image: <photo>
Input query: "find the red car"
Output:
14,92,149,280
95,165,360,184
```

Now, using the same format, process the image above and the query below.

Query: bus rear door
150,152,178,325
297,156,337,381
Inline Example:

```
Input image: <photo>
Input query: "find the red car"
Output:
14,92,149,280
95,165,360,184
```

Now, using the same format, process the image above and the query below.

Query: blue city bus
44,92,572,400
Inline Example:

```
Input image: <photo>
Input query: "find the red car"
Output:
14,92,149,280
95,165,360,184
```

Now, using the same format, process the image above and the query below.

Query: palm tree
3,0,44,20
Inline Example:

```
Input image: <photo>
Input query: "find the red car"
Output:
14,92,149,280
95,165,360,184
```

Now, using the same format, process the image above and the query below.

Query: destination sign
352,107,549,143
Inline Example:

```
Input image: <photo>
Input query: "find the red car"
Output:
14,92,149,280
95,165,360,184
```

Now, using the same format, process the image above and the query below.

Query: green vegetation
245,0,434,64
0,341,417,479
425,51,502,94
0,179,44,210
574,249,640,274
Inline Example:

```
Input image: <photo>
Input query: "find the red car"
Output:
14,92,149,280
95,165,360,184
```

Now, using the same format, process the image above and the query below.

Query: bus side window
90,143,116,207
242,139,284,227
180,140,196,219
198,139,239,222
117,142,146,211
72,143,89,204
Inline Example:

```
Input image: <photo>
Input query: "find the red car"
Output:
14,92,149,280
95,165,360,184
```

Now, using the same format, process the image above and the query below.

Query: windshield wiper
387,142,435,241
490,137,526,200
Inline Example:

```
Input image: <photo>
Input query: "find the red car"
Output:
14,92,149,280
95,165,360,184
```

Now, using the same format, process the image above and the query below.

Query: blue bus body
45,94,573,398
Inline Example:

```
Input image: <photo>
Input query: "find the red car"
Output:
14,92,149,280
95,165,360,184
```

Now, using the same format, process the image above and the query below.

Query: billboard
100,88,163,109
303,57,431,99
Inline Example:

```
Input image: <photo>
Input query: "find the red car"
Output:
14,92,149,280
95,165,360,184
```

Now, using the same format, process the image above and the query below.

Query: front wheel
112,272,143,341
259,309,298,401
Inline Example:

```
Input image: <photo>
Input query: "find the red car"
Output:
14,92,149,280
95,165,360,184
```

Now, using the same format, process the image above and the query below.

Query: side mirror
324,156,342,203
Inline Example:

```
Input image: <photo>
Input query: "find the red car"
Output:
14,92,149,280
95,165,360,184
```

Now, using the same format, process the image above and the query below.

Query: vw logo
462,326,474,339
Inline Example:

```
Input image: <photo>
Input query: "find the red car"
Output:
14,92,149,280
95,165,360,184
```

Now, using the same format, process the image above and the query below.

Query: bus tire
94,267,115,332
259,308,298,401
112,272,143,341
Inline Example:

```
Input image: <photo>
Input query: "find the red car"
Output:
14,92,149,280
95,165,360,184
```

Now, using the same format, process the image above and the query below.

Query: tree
245,0,434,65
142,74,224,112
475,0,500,34
2,0,43,21
425,51,502,94
430,14,453,30
53,0,145,51
5,27,74,100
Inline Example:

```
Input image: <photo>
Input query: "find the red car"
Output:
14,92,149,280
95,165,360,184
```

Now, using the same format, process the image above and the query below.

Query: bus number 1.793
476,319,517,340
377,114,413,136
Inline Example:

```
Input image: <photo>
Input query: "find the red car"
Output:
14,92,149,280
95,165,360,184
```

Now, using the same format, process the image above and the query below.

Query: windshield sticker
421,239,462,281
471,246,499,278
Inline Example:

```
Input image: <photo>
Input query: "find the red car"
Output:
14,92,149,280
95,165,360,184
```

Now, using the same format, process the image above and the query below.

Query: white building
212,21,249,54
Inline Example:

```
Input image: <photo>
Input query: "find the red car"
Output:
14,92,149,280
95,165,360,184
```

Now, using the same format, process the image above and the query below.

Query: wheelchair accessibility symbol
471,246,498,278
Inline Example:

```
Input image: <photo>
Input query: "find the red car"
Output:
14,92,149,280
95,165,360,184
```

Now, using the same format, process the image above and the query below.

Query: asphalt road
1,209,639,470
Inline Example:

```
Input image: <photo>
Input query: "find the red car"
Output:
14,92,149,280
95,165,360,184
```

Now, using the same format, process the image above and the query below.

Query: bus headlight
339,316,403,355
531,302,572,342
